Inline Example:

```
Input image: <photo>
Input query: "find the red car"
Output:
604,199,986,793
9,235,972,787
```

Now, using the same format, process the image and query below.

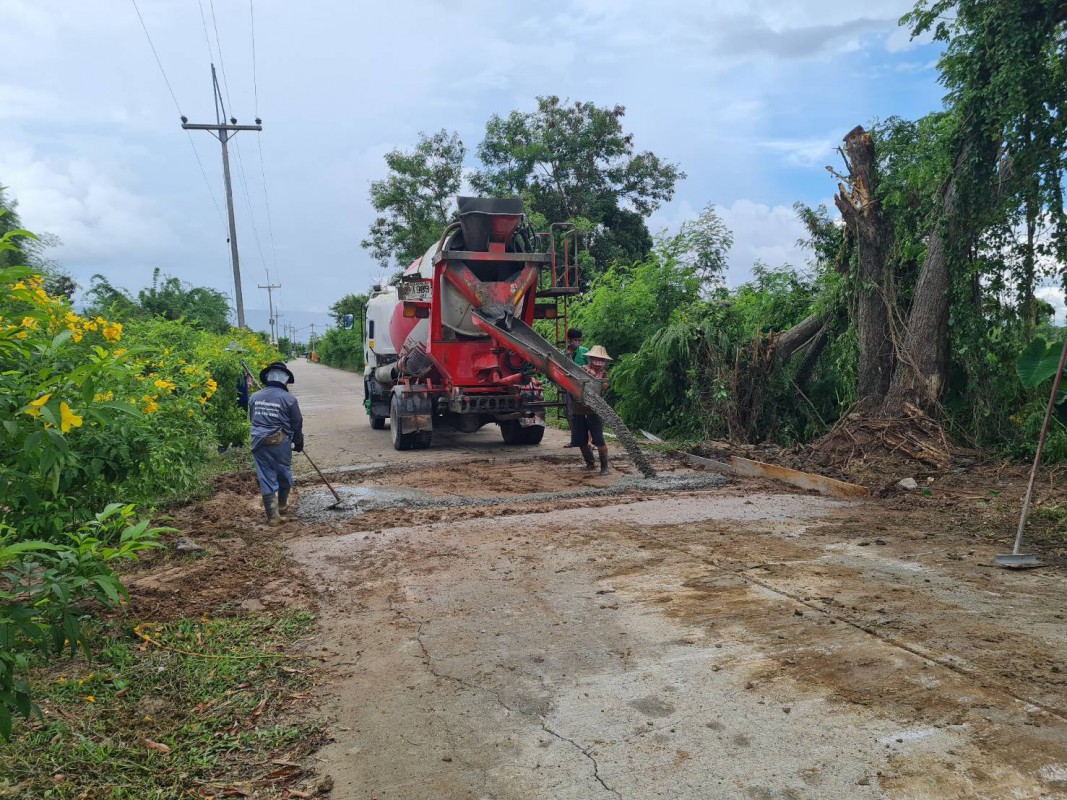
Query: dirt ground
129,361,1067,799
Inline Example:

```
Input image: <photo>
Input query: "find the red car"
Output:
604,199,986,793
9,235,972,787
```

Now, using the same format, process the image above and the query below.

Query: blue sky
0,0,947,339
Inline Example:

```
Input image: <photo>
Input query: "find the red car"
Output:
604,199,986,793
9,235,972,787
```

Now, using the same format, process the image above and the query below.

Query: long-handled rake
996,337,1067,569
302,449,346,510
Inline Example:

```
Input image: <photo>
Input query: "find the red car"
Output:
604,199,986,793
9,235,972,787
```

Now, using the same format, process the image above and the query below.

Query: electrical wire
208,0,234,112
130,0,182,114
249,0,259,118
248,0,279,285
130,0,226,231
257,137,281,284
195,0,215,64
233,139,269,279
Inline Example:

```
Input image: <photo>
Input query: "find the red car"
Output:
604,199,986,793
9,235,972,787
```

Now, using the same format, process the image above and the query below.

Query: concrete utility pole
258,282,281,344
181,65,262,328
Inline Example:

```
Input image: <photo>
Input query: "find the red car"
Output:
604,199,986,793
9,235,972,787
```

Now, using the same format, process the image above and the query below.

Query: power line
195,0,215,63
249,0,259,117
130,0,182,115
233,139,269,278
185,132,228,230
257,137,281,283
208,0,234,113
130,0,225,231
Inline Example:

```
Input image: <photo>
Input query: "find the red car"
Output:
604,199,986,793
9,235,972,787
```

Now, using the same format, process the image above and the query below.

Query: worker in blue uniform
249,362,304,524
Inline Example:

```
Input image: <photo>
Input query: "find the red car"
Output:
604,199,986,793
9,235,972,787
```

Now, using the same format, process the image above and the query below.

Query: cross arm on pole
182,123,263,132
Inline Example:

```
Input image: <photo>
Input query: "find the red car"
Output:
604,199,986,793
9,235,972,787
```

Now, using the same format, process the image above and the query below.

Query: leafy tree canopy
361,129,466,271
472,96,685,274
329,292,368,326
86,268,231,334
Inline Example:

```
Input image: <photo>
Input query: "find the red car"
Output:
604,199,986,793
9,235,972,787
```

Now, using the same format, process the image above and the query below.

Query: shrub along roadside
315,327,364,372
0,232,280,737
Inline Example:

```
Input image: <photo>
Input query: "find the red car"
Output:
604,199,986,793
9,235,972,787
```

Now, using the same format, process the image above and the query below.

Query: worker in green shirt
563,328,589,448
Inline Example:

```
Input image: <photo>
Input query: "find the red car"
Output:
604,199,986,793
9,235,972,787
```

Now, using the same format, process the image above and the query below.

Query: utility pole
258,282,281,344
181,65,262,328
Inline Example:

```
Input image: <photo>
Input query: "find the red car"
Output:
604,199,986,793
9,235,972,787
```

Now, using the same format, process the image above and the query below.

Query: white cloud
760,136,838,168
651,198,811,286
0,143,176,263
0,0,939,317
719,199,809,284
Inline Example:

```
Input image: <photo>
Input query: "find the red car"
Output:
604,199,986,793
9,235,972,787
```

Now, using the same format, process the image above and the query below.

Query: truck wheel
521,424,545,445
370,414,386,430
500,420,543,445
390,395,419,451
499,420,521,444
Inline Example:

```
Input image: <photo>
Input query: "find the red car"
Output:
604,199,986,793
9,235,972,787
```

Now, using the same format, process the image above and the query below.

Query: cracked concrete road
286,361,1067,799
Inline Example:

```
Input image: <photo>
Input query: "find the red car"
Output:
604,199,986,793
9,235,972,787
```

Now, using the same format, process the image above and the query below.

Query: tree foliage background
340,2,1067,458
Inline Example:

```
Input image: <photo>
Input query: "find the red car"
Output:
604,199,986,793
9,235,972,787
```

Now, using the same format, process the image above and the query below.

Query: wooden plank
682,452,870,499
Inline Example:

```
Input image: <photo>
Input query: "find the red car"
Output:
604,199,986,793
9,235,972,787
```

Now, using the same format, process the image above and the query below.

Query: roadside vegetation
0,196,281,748
0,610,323,799
331,0,1067,465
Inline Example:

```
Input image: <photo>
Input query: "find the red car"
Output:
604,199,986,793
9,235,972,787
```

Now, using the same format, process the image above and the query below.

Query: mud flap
392,389,433,435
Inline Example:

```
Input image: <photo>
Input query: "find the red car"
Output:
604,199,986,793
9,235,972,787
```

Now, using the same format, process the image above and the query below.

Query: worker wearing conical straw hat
571,345,613,475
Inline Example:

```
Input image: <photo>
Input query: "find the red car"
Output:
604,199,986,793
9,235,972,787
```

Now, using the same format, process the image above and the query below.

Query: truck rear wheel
370,414,386,430
391,395,431,450
500,420,544,446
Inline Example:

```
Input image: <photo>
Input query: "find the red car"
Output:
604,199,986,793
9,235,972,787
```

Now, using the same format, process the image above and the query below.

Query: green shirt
572,345,589,366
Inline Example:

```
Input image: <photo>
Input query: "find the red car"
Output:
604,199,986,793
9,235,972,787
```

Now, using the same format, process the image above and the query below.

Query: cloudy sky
0,0,948,337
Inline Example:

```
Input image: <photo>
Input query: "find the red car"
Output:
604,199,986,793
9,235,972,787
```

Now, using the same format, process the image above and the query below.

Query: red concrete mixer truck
362,196,598,451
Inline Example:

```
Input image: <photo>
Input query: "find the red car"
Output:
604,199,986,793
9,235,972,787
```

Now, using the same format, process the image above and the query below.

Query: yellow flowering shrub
0,260,279,538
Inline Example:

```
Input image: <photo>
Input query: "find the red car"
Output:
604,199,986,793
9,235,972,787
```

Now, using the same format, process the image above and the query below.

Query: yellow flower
84,695,95,703
198,396,208,404
143,399,159,414
11,281,26,291
206,378,218,392
114,348,127,357
21,316,38,330
60,402,83,433
93,391,114,402
71,330,84,343
25,393,51,418
102,322,122,342
153,379,173,391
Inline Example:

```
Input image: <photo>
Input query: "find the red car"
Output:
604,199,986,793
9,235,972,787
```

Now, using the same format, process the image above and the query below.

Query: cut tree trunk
883,144,968,416
834,126,893,412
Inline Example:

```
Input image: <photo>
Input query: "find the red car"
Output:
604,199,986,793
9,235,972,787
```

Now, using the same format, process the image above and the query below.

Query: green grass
0,610,325,799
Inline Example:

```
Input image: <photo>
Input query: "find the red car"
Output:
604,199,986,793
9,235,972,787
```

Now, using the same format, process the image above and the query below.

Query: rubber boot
580,446,595,470
278,486,291,517
598,447,610,476
262,493,280,526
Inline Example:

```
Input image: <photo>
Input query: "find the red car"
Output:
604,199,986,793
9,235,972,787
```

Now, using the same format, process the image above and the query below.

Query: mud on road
136,362,1067,799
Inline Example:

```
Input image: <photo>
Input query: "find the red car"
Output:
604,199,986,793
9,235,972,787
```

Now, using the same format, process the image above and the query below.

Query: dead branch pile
809,403,952,468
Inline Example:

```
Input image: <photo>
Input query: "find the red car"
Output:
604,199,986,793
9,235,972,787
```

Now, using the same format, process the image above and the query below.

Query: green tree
362,130,466,270
329,292,369,327
84,269,231,333
472,96,685,276
882,0,1067,414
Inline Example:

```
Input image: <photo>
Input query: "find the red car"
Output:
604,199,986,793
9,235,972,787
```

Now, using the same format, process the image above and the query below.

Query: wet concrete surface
284,361,1067,800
